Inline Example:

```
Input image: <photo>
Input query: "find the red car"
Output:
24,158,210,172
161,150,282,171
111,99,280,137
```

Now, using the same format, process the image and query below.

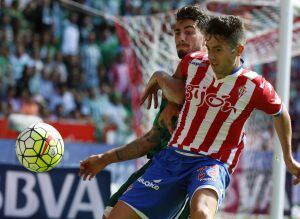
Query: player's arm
113,126,161,161
158,100,180,134
156,65,186,103
273,104,300,185
140,65,186,108
79,124,162,181
255,77,300,185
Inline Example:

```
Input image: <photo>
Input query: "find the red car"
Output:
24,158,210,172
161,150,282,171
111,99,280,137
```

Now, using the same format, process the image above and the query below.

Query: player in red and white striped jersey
144,15,300,216
168,51,282,173
108,15,300,219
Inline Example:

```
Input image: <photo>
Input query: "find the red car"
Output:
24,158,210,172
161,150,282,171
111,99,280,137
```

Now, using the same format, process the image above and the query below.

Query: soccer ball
15,122,64,172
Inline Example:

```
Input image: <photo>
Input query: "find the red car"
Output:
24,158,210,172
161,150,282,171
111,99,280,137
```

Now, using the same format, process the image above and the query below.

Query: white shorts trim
190,185,221,211
173,196,189,219
175,150,204,157
119,200,149,219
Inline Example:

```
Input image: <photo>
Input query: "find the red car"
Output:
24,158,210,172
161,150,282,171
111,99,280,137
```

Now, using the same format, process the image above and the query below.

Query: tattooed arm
79,124,162,180
115,128,161,161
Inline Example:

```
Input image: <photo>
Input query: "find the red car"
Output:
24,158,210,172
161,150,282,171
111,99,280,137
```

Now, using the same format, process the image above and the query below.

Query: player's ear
236,44,244,56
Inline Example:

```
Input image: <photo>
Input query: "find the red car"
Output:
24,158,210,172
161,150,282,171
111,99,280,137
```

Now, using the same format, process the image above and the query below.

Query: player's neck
215,59,241,80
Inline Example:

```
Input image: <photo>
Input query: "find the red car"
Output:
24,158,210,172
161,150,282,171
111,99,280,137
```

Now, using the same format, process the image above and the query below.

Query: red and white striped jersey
168,51,282,173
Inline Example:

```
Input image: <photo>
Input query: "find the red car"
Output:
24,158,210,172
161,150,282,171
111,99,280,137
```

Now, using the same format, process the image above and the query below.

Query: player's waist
168,146,205,157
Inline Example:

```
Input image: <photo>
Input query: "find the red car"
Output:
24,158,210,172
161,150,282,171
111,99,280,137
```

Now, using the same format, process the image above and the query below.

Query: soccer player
107,15,300,219
79,6,210,219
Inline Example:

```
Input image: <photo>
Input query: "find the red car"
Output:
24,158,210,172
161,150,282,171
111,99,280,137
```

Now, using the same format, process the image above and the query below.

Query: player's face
174,19,204,59
205,35,242,77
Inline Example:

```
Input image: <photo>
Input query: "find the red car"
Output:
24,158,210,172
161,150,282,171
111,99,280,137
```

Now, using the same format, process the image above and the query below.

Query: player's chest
185,70,253,114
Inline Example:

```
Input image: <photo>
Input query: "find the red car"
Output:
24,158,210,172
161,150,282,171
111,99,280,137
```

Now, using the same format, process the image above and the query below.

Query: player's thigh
107,200,140,219
104,161,152,218
119,149,188,218
188,163,230,218
190,188,218,219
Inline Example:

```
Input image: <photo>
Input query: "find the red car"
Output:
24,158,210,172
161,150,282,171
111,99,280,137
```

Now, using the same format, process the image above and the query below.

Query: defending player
79,6,210,219
107,15,300,219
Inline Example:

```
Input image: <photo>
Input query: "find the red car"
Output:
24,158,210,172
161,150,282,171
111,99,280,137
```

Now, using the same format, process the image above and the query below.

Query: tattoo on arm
114,125,162,161
145,125,162,144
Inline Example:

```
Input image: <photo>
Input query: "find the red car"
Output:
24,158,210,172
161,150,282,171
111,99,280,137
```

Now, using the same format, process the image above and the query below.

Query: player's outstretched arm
79,125,161,181
273,104,300,185
140,66,186,109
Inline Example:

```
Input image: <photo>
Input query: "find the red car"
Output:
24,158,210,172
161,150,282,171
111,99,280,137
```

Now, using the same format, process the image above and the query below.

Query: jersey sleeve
254,77,282,116
179,51,206,77
179,55,191,78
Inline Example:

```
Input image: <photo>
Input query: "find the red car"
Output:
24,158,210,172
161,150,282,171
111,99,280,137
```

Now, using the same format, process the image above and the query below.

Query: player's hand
285,158,300,185
158,102,179,134
79,154,107,181
140,73,160,109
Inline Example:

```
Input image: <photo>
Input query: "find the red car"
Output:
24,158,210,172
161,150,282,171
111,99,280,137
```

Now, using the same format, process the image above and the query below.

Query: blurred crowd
251,60,300,150
0,0,299,148
289,59,300,149
0,0,198,144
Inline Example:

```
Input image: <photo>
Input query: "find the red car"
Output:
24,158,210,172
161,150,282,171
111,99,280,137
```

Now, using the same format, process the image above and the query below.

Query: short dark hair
176,5,210,33
205,15,246,47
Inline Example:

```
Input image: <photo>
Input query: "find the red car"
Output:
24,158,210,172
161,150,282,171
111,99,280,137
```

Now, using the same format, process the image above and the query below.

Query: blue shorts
119,148,230,219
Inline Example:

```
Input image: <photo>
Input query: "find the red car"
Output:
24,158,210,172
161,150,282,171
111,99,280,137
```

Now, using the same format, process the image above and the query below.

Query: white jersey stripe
226,147,238,166
188,69,240,150
168,52,282,171
169,58,200,148
178,66,214,150
242,71,258,80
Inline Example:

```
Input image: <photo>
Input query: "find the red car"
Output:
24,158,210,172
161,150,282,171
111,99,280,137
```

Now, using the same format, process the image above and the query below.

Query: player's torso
170,55,257,154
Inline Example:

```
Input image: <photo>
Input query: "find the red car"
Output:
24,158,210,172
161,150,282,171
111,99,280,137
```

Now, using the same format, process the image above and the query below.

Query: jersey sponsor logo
137,177,160,190
189,60,207,68
199,177,217,182
185,84,237,113
197,172,217,182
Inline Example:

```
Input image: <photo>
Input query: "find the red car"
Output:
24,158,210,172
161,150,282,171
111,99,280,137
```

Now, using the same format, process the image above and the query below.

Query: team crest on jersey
238,86,247,98
197,165,219,181
197,166,208,172
207,165,219,179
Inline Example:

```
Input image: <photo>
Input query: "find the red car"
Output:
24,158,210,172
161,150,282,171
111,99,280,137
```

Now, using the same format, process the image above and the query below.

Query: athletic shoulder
183,51,207,62
241,69,282,115
180,51,208,77
241,69,265,85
